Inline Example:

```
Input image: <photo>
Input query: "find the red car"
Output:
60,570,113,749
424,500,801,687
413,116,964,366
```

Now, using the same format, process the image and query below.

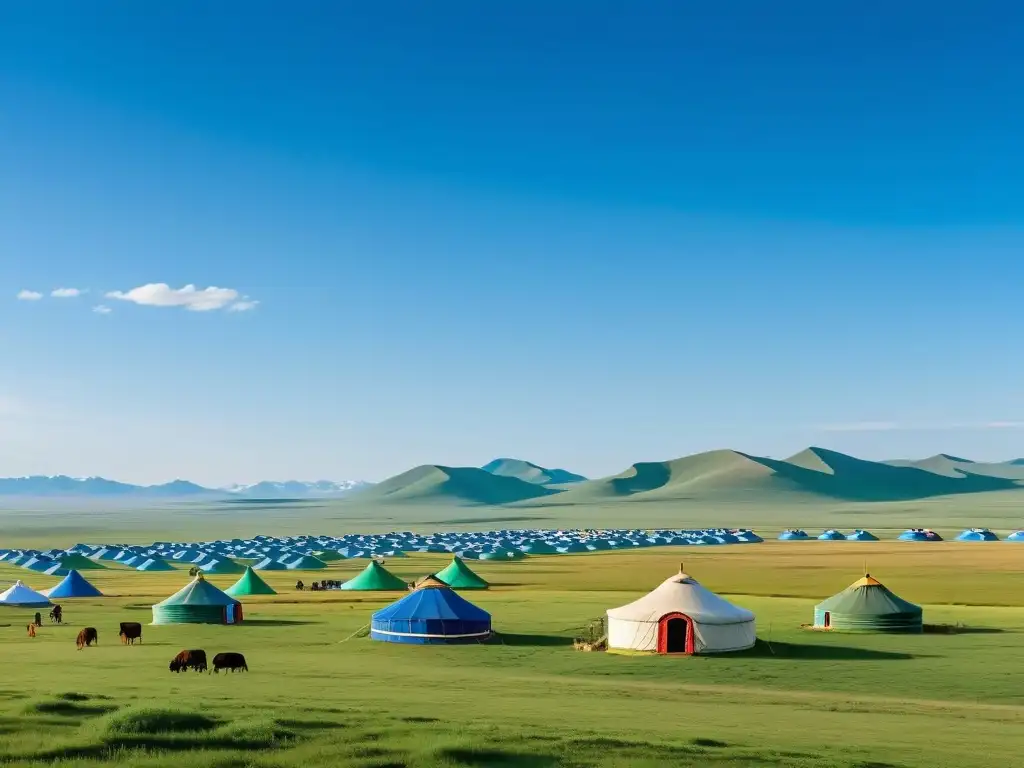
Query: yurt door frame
657,612,694,654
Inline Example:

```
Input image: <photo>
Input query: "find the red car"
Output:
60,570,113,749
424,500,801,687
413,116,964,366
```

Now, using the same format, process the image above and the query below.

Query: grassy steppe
2,543,1024,767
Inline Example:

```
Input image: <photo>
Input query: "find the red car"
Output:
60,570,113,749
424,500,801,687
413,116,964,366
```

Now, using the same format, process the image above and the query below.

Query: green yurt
435,556,489,590
340,560,407,591
152,572,243,625
813,574,922,632
226,566,277,597
57,553,107,570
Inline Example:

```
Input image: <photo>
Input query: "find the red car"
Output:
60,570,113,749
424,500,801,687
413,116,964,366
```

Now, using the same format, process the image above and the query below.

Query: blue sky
1,2,1022,485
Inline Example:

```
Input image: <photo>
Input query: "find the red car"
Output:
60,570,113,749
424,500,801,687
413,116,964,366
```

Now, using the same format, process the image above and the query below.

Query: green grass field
3,541,1024,767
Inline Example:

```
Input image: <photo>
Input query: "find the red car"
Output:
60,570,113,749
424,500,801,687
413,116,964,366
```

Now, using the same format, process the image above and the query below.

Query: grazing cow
33,612,42,627
50,605,63,624
212,652,248,674
295,580,304,591
27,624,36,638
76,627,98,650
119,622,143,645
168,649,208,673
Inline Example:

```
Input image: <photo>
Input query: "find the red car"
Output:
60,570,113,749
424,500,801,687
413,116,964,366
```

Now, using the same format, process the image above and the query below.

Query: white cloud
227,300,259,312
92,305,112,315
51,287,83,298
16,290,43,301
105,283,247,312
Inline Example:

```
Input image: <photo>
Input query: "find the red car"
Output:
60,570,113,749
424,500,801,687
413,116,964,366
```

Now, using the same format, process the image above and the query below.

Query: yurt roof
373,583,491,623
607,572,753,625
815,574,921,616
153,573,239,607
0,580,52,607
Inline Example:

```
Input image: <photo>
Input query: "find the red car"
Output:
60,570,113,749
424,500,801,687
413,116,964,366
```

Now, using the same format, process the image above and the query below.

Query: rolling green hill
481,458,587,485
352,465,561,505
355,447,1024,508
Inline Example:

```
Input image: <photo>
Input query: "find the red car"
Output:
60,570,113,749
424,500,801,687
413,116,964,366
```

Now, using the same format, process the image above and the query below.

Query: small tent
607,570,755,654
0,580,52,607
778,530,809,541
226,566,277,597
253,557,288,571
846,529,878,541
57,553,107,571
813,574,922,632
371,582,492,644
898,529,942,542
340,561,407,591
956,528,999,542
44,570,103,598
136,557,176,572
435,556,489,590
818,530,846,541
285,555,328,570
152,573,243,625
1007,531,1024,542
199,558,246,575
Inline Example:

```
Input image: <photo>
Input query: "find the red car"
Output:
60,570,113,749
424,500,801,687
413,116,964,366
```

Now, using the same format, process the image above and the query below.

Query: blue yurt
846,530,879,541
956,528,999,542
818,530,846,541
44,570,103,598
898,529,943,542
779,530,810,541
1007,531,1024,542
370,579,492,645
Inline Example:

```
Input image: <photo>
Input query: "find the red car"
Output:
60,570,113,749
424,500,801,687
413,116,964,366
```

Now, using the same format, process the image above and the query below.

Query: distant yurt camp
0,580,52,608
340,561,408,591
813,574,922,632
370,581,492,644
152,573,242,625
44,570,103,598
606,570,756,655
226,566,277,597
435,556,489,590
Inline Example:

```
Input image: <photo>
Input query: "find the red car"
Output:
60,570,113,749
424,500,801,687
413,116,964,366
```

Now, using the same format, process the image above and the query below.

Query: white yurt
606,569,755,654
0,580,53,608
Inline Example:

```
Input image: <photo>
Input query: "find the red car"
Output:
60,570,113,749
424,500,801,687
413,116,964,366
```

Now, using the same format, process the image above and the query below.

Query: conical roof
253,557,288,571
340,560,407,591
814,574,922,632
435,556,489,590
608,572,754,625
57,553,106,570
199,558,246,574
154,573,239,607
44,570,103,598
286,555,328,570
0,580,52,607
226,566,277,596
136,557,175,571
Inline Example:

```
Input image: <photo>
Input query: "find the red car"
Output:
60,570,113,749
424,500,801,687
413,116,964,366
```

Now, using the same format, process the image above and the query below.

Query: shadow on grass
491,633,573,647
240,618,320,626
436,747,560,767
734,639,919,661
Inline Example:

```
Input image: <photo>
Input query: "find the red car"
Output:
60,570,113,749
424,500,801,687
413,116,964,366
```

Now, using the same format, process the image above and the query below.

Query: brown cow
169,649,208,673
27,624,36,638
119,622,143,645
212,652,248,673
76,627,98,650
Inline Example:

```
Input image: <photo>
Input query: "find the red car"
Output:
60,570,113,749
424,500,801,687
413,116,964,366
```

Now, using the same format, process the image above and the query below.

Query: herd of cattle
60,622,249,673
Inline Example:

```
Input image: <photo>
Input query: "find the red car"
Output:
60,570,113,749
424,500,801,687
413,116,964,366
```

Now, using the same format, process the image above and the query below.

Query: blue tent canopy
371,585,491,645
956,528,999,542
46,569,103,598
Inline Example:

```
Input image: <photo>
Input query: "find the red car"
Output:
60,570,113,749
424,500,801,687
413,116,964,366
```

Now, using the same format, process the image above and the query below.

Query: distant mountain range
0,476,371,498
5,449,1024,504
345,449,1024,507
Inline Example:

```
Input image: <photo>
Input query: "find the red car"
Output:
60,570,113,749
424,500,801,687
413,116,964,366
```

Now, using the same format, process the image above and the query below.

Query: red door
657,612,695,654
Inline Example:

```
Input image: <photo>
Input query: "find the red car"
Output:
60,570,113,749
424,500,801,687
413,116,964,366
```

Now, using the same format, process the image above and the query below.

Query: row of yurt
779,529,880,541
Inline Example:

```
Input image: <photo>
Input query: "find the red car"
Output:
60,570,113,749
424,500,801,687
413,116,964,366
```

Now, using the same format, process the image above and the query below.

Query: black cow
169,649,208,673
119,622,143,645
212,652,248,673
